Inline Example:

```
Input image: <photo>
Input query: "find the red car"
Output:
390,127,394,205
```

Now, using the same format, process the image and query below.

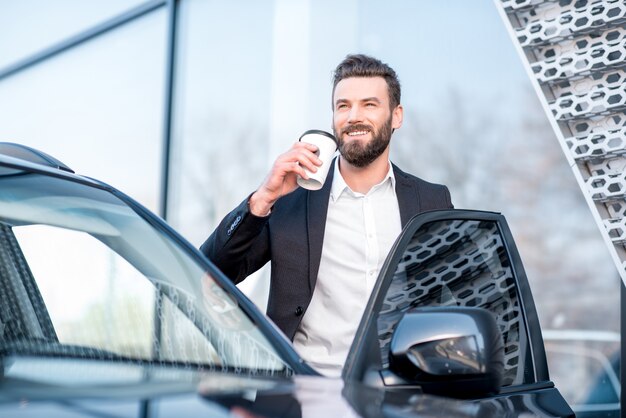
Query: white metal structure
495,0,626,285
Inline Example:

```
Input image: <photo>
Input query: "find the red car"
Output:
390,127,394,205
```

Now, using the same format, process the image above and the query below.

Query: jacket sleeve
199,196,271,284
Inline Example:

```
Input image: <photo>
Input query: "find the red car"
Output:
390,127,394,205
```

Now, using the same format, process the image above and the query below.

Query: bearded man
200,54,453,377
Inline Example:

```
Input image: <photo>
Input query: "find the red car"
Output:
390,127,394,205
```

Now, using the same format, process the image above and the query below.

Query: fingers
274,160,309,180
298,141,322,157
278,142,322,175
252,142,326,212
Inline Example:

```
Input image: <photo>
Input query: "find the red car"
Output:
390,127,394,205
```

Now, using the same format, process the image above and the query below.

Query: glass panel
170,0,275,241
0,170,291,375
170,0,280,306
0,10,166,212
0,0,152,69
378,219,529,386
544,331,620,415
14,225,156,358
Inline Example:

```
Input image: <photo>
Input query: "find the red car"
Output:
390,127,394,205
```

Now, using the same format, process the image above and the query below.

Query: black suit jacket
200,162,453,340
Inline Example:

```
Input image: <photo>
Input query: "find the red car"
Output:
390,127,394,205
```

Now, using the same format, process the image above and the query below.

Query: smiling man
201,54,453,377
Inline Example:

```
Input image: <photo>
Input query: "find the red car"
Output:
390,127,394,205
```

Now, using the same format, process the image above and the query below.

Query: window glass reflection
0,10,166,212
378,219,528,386
0,0,153,69
0,171,292,374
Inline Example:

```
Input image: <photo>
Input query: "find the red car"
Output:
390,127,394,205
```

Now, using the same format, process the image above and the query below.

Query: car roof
0,142,102,187
0,142,74,173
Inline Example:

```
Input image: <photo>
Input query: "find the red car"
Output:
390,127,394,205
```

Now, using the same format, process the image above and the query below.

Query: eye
365,102,377,107
336,103,348,110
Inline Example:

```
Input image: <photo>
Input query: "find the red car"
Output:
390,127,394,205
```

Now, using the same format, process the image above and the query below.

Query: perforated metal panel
495,0,626,282
376,219,528,386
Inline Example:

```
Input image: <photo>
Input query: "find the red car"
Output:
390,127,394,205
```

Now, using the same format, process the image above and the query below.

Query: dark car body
0,143,574,417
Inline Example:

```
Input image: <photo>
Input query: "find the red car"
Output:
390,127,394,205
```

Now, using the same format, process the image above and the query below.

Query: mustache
341,124,373,135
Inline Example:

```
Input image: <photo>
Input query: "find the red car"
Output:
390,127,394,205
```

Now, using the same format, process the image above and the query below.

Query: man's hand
249,142,322,216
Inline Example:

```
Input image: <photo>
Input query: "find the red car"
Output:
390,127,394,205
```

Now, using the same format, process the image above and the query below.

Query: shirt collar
330,159,396,202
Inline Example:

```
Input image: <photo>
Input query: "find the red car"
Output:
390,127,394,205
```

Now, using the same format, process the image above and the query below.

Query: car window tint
546,341,620,410
0,173,291,376
377,219,531,386
14,225,155,358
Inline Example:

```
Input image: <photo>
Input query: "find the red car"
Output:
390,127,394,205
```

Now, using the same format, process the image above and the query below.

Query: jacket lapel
306,159,335,293
393,163,420,227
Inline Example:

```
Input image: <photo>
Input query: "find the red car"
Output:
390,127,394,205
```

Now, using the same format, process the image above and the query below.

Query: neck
338,150,390,194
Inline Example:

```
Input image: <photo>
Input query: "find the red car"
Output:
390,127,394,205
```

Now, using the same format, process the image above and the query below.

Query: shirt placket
362,195,379,290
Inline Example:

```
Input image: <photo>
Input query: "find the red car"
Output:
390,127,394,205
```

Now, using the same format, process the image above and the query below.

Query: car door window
345,210,548,389
377,218,529,386
0,172,292,376
14,224,156,358
13,224,227,366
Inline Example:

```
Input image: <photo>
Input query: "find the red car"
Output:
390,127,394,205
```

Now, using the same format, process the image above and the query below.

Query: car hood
0,355,568,418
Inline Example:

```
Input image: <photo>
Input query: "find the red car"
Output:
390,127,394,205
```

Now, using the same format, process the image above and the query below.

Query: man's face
332,76,403,168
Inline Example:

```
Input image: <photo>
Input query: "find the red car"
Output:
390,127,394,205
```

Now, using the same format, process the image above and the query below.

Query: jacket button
295,306,304,316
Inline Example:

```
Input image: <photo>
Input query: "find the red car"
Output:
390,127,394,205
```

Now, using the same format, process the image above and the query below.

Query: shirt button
295,306,304,316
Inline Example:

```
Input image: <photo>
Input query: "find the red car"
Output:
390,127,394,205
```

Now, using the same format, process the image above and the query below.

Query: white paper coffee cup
297,130,338,191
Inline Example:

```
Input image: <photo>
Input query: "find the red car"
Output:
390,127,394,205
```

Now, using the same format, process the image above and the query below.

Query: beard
334,117,393,168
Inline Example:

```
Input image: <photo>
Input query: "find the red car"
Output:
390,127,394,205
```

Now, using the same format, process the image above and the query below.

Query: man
201,54,453,376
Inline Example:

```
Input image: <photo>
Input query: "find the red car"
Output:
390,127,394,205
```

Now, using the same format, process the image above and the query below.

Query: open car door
343,209,575,417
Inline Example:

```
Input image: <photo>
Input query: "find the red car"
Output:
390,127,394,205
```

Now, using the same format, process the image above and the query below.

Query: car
0,142,574,417
543,329,620,417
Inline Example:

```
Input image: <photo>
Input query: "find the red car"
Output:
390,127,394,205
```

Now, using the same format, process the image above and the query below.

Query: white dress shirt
292,160,402,377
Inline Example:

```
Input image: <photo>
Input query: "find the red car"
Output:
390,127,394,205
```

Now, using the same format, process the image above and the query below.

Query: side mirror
389,306,504,398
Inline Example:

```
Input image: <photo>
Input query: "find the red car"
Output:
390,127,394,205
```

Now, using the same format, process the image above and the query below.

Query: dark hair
332,54,401,109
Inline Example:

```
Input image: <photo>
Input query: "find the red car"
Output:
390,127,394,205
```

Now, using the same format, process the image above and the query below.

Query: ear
392,104,403,130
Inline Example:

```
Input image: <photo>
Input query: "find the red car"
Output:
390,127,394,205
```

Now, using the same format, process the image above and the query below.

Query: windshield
0,168,291,376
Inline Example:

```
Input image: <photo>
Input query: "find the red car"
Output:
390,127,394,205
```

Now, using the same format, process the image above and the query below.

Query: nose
347,104,363,123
